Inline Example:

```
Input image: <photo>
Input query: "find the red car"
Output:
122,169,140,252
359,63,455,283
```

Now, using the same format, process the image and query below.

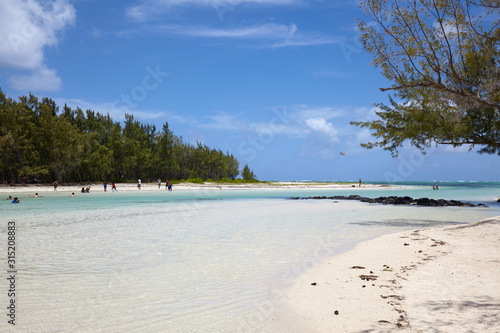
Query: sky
0,0,498,182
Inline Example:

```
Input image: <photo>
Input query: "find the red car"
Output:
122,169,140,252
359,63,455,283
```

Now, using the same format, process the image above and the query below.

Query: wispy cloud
120,22,340,48
9,67,62,92
178,23,297,39
122,0,340,48
126,0,300,22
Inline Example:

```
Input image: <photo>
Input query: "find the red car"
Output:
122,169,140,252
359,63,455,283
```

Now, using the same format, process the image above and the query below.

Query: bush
184,178,204,184
215,177,232,183
213,177,262,184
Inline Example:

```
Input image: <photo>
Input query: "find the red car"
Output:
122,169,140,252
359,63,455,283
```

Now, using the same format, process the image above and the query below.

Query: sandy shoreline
0,181,393,194
268,216,500,332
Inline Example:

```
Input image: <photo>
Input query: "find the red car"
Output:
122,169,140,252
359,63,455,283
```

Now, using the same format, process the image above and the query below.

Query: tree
225,152,240,180
352,0,500,155
241,164,256,181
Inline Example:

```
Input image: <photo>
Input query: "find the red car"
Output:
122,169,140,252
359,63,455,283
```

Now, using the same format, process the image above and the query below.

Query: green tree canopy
0,88,241,183
352,0,500,155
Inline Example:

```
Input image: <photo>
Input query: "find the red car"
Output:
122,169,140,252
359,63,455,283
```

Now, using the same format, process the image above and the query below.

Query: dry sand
268,216,500,332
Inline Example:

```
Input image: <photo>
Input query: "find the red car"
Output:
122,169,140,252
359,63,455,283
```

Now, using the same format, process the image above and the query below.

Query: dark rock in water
290,195,486,207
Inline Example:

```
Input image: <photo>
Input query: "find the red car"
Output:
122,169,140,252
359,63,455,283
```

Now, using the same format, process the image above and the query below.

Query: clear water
0,184,499,332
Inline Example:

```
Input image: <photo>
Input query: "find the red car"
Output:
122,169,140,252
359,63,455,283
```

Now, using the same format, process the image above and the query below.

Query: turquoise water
0,183,499,332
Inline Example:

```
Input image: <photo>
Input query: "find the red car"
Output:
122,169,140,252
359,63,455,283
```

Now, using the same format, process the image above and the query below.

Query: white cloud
305,117,339,143
9,67,62,92
0,0,75,91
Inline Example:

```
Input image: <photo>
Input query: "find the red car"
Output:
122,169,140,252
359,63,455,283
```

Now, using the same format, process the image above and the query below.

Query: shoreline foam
267,216,500,332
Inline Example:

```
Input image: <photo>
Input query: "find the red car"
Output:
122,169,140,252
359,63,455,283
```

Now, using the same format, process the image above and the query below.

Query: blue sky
0,0,498,181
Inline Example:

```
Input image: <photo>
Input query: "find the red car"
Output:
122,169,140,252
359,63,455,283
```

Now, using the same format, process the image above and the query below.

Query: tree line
0,88,246,184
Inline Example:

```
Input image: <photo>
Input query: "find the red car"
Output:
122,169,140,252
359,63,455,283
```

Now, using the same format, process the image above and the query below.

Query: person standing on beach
104,181,107,192
53,180,59,190
112,183,117,191
138,179,141,190
359,178,362,187
158,178,161,189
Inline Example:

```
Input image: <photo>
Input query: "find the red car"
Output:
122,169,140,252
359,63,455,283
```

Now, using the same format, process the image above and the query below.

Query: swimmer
12,197,20,203
7,195,12,200
29,193,40,197
70,193,75,197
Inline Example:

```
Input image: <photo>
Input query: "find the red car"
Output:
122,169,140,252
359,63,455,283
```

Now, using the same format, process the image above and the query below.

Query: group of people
81,186,92,193
8,178,175,203
103,181,118,192
433,184,439,190
7,195,19,203
156,179,174,191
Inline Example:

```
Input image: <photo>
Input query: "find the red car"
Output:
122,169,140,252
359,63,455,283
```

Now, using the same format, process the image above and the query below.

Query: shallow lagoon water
0,184,499,332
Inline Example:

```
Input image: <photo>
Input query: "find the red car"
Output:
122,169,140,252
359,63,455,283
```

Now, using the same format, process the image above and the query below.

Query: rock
290,195,485,207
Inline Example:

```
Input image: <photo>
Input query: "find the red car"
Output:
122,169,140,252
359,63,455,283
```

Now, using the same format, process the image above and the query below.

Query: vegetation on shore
0,89,253,183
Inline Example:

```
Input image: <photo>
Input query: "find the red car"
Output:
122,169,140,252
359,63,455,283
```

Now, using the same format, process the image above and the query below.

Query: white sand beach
268,216,500,332
0,181,393,194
